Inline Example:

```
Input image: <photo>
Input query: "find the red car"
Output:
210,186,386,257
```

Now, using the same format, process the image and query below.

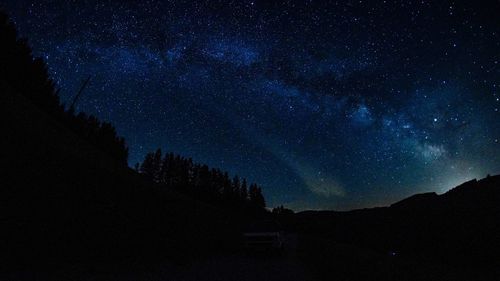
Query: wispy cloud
296,164,346,197
202,38,259,66
239,124,346,198
415,142,447,160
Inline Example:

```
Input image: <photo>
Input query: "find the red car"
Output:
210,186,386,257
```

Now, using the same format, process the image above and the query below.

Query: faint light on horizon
437,168,485,194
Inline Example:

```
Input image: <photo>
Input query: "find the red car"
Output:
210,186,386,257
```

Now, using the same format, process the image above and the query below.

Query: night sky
3,0,499,210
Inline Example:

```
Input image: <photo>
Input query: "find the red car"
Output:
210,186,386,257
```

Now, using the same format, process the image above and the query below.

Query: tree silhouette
152,148,163,182
137,149,268,212
240,178,248,202
272,205,294,215
0,11,128,164
140,152,156,179
2,10,270,267
249,184,266,208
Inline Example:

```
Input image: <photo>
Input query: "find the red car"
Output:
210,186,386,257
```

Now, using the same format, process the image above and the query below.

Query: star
3,0,499,210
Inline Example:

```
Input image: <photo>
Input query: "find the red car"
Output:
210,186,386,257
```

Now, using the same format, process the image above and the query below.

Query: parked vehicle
243,220,284,252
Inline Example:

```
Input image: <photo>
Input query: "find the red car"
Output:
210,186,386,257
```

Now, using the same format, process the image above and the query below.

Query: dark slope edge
0,10,262,272
293,175,500,270
1,89,239,268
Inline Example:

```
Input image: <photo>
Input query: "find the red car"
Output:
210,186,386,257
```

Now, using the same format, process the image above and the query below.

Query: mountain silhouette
390,192,438,209
289,175,500,280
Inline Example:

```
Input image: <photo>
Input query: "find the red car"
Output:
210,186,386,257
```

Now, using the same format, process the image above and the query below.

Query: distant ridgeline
137,149,266,211
0,11,128,164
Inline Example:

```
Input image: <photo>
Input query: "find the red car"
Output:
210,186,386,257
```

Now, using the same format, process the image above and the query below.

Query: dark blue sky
3,0,499,210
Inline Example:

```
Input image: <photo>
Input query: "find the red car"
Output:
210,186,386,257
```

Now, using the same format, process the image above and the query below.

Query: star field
3,0,499,210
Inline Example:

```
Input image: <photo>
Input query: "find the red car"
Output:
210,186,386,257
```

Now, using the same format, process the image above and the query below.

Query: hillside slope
1,88,235,267
294,175,500,267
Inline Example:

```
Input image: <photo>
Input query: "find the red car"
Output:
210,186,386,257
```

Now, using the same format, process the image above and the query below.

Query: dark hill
0,10,276,272
390,192,438,209
291,175,500,278
255,137,500,281
0,11,243,269
2,87,237,268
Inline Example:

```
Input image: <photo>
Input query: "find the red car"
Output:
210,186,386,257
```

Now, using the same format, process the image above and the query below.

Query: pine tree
160,152,174,186
232,175,241,201
240,178,248,201
249,184,266,208
140,152,156,180
151,148,162,182
254,186,265,208
222,172,232,204
138,148,268,211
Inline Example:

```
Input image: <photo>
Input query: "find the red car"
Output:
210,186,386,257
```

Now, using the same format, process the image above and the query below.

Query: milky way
3,0,499,210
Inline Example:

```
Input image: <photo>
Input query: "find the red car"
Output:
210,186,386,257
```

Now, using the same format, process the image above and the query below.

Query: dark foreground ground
1,234,309,281
2,233,497,281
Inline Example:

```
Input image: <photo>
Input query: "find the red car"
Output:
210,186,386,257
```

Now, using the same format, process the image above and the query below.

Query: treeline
0,11,128,164
1,8,266,211
137,149,266,211
1,9,267,266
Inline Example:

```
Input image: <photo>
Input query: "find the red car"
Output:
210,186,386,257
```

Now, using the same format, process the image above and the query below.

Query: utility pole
69,75,91,111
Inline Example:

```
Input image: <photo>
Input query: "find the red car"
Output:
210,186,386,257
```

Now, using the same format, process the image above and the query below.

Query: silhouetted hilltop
297,175,500,216
442,175,500,204
290,175,500,275
390,192,438,209
389,175,500,212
